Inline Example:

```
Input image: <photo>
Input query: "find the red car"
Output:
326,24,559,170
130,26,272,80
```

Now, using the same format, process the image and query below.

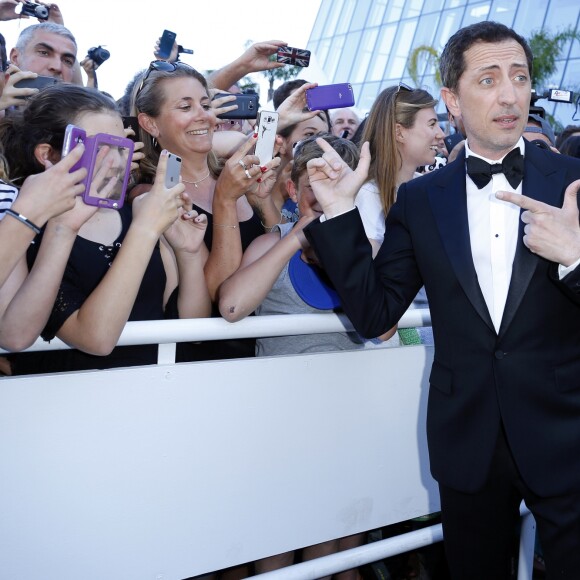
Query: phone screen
82,134,134,209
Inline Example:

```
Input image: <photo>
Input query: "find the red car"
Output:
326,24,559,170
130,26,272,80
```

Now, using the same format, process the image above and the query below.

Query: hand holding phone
156,30,177,60
213,93,259,120
276,46,311,67
254,111,279,165
62,124,134,210
164,152,182,189
13,75,58,99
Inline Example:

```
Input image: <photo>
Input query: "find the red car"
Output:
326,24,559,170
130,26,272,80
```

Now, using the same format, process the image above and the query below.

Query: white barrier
0,312,534,580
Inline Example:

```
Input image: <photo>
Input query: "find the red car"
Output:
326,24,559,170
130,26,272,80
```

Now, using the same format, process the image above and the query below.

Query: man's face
10,30,76,82
331,108,360,139
441,39,531,160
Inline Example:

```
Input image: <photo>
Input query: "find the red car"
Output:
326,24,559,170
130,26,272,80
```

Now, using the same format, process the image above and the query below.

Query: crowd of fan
2,5,580,579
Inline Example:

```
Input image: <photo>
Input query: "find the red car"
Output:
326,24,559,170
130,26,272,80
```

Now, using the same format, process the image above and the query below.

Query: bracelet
5,209,41,236
260,220,278,233
213,223,238,229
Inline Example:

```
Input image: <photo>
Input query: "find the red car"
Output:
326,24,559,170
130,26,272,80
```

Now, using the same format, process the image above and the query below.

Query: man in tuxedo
303,21,580,579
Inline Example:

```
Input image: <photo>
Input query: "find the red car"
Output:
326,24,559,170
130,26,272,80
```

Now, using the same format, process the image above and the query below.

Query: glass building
306,0,580,128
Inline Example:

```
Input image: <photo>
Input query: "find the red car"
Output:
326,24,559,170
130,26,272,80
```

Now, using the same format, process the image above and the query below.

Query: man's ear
33,143,59,169
138,112,158,137
286,178,298,203
9,48,20,68
441,87,461,119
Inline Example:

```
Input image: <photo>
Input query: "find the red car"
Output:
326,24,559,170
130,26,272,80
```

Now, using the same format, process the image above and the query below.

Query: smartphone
276,46,311,67
83,133,134,209
157,29,177,59
62,125,134,210
306,83,355,111
164,152,182,189
254,111,279,165
122,116,140,142
14,75,58,98
444,132,464,153
214,93,259,120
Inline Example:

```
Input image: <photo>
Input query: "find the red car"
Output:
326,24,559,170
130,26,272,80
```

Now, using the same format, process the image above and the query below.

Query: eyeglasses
397,82,414,93
137,60,191,94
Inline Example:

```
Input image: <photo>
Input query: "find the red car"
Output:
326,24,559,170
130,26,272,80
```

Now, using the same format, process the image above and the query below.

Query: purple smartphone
62,124,134,210
306,83,355,111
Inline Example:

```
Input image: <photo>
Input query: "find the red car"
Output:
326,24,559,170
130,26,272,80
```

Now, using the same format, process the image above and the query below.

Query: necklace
182,170,211,188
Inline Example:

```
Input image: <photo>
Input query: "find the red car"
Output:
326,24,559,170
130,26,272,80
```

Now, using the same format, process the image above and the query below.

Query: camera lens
35,5,49,18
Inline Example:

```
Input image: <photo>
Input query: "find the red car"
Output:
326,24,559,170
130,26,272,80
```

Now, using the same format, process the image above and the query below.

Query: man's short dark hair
273,79,308,109
439,21,533,91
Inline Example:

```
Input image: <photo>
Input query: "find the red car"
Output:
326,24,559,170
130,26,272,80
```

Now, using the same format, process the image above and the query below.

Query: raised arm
55,151,185,355
207,40,287,91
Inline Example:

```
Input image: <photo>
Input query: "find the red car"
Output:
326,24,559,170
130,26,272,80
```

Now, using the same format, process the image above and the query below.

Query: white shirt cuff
320,206,356,222
558,255,580,279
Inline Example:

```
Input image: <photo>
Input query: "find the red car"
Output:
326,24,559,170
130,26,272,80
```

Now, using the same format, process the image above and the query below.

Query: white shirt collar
464,137,525,164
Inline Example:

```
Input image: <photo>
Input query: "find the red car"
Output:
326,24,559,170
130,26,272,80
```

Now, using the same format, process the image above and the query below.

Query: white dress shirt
464,138,525,333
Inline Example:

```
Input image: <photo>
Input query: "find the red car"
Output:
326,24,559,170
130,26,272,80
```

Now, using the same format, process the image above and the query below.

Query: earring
152,137,159,149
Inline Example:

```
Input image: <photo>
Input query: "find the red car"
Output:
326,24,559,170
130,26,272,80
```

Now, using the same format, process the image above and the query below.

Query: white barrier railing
0,310,535,580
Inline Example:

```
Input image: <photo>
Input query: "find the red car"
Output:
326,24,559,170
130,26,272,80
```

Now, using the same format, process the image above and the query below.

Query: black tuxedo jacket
305,142,580,496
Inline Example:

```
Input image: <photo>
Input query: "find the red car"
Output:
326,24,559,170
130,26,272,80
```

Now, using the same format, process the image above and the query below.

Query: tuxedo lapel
499,143,569,336
428,153,495,333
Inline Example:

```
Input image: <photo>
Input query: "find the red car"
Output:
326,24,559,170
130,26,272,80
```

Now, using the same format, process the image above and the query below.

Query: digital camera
20,1,49,20
87,46,110,67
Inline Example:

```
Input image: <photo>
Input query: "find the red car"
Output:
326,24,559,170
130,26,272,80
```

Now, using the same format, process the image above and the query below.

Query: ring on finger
244,168,252,179
238,159,248,171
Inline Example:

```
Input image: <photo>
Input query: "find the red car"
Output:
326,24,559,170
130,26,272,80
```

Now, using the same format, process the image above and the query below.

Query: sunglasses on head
137,60,192,94
397,82,414,94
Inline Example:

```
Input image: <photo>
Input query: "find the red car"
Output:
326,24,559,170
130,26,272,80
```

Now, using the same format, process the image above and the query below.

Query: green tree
407,44,441,88
527,27,580,90
262,60,302,102
406,27,580,93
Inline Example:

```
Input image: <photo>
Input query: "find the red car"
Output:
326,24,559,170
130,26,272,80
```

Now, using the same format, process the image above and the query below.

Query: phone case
215,93,259,120
14,75,58,98
254,111,279,165
164,152,182,189
157,30,176,59
276,46,311,67
306,83,355,111
62,126,134,210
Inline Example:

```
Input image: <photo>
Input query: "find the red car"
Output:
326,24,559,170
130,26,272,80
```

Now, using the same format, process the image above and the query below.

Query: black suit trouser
438,426,580,579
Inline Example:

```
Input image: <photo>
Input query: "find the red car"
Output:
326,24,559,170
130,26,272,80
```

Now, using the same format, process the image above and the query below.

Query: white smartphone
164,152,182,188
254,111,279,165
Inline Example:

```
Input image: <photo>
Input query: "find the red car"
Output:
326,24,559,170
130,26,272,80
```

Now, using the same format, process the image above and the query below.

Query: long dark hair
0,84,117,183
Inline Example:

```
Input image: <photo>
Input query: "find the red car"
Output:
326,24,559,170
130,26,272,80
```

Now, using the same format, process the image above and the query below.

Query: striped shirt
0,179,18,220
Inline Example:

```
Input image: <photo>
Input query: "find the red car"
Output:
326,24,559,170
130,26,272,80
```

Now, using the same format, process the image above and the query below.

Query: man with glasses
304,21,580,579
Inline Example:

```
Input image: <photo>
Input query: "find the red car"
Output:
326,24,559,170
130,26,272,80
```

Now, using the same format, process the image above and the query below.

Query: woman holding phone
0,84,210,374
131,61,287,360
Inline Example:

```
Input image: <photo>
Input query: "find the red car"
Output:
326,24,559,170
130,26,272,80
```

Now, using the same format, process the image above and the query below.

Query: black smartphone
444,132,464,153
14,75,58,98
214,93,259,120
157,30,177,60
122,116,140,142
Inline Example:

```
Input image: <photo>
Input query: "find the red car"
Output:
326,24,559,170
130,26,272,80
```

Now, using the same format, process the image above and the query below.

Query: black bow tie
466,148,524,190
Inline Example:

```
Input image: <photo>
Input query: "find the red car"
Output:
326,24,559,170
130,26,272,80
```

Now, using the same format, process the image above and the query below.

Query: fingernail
260,166,267,173
161,149,168,156
257,178,262,183
253,131,258,139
